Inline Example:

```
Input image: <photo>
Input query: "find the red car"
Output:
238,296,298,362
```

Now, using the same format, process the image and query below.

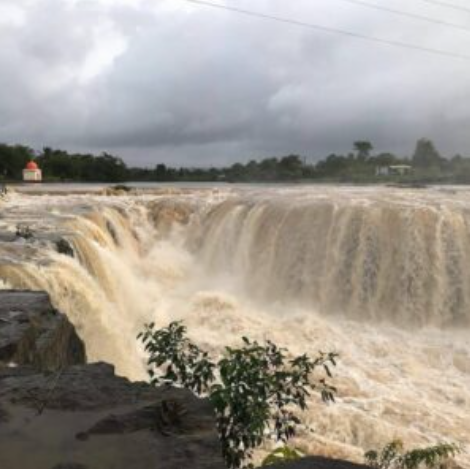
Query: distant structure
376,164,412,177
23,161,42,182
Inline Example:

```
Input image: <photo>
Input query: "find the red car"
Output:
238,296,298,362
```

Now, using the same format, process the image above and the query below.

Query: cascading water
0,186,469,465
189,190,470,327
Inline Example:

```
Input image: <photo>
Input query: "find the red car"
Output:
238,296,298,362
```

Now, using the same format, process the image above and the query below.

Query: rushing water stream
0,186,469,465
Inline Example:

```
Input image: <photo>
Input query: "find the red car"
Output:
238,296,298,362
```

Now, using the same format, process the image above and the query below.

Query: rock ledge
0,290,86,370
0,290,224,469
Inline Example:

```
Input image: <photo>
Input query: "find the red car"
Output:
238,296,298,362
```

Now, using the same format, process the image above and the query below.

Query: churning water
0,185,469,465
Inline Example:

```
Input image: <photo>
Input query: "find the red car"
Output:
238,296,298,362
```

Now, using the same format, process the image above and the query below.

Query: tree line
2,139,470,183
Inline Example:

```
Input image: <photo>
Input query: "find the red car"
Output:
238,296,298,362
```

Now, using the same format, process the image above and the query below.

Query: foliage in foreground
138,321,338,469
365,440,460,469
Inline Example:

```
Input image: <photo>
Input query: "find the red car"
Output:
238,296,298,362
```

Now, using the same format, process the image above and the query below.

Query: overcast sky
1,0,470,166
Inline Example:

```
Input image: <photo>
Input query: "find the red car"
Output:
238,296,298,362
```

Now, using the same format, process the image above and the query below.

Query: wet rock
15,224,34,239
112,184,132,192
106,220,119,245
55,238,75,258
0,402,8,421
0,290,86,371
0,362,166,411
104,185,133,196
80,398,194,443
0,362,224,469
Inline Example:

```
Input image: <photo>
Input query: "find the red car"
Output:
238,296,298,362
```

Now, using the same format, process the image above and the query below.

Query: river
0,184,468,465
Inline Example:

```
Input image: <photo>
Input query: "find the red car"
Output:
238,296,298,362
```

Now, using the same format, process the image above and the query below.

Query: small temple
23,161,42,182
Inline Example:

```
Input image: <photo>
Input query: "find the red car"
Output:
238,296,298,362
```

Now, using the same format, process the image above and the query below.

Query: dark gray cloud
1,0,470,166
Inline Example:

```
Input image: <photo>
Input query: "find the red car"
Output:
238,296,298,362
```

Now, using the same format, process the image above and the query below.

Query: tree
138,321,338,469
316,154,348,177
259,158,279,181
370,152,399,167
279,155,303,179
354,141,373,161
450,155,470,183
155,164,168,181
226,163,247,182
412,139,442,169
0,144,32,179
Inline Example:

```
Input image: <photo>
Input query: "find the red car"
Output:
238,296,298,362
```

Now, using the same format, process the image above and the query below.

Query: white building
23,161,42,182
376,165,412,177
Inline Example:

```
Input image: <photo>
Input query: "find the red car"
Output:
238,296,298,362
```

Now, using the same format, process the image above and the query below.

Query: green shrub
365,440,460,469
138,321,338,469
262,446,304,466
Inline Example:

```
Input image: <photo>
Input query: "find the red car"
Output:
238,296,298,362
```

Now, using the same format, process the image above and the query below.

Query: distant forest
2,139,470,184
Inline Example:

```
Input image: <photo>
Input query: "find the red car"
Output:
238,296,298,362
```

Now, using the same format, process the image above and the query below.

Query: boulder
0,290,86,371
55,238,75,258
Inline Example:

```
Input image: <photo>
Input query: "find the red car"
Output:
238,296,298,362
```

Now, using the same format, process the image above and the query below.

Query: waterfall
184,194,470,327
0,200,160,379
0,187,469,465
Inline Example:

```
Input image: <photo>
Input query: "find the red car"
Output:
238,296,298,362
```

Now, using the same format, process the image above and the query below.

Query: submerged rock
0,290,86,370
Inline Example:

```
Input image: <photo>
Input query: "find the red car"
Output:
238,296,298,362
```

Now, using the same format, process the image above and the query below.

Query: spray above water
0,187,469,465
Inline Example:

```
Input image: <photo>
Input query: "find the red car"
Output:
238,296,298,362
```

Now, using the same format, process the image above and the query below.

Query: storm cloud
1,0,469,166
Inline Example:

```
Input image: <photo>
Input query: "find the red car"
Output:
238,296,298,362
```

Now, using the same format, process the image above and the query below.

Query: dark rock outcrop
0,290,225,469
55,238,75,258
0,290,86,371
267,456,370,469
